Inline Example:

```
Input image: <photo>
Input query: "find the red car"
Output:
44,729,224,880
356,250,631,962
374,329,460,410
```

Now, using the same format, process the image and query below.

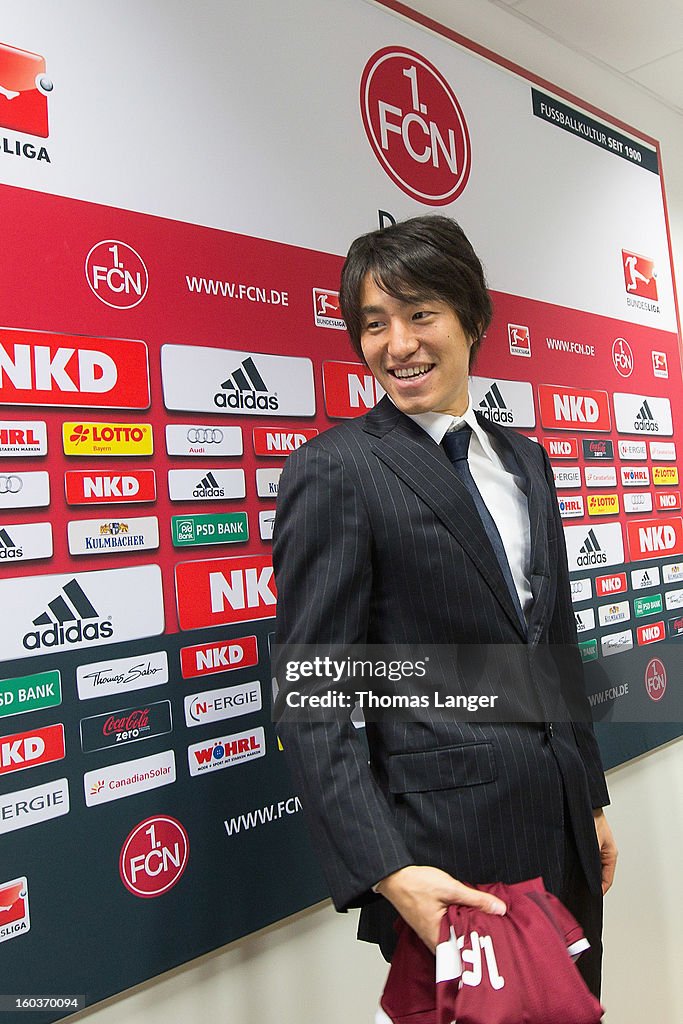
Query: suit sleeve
540,445,610,809
272,440,415,910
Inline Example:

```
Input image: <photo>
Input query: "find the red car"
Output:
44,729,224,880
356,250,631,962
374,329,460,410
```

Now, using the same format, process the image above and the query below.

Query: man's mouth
389,364,434,379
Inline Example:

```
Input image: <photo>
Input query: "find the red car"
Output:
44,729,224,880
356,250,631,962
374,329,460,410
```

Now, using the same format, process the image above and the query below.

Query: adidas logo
0,528,22,560
193,471,224,498
577,529,607,566
635,399,658,432
478,383,513,423
214,357,278,412
23,578,113,651
641,571,652,585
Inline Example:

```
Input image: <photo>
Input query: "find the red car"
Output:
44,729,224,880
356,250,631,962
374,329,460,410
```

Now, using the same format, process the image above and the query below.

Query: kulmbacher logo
194,472,224,498
0,528,21,560
578,529,607,566
214,357,278,412
635,400,657,432
23,579,113,651
477,383,512,423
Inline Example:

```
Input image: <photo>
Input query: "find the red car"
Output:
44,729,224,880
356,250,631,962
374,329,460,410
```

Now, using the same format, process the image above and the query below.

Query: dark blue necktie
442,424,526,630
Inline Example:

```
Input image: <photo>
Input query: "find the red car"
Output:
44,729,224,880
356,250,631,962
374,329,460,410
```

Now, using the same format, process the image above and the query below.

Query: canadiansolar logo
215,357,278,412
22,578,113,651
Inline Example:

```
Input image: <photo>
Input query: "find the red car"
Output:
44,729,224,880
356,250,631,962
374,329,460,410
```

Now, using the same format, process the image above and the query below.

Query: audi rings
187,428,224,444
0,475,23,494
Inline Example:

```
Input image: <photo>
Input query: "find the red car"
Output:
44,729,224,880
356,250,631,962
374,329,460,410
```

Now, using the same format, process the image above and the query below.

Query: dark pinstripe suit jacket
273,396,608,951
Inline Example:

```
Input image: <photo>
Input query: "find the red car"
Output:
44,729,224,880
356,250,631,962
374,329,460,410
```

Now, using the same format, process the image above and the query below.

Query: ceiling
411,0,683,115
494,0,683,113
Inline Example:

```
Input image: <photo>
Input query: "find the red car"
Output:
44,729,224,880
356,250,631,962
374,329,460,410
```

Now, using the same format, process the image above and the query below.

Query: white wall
72,2,683,1022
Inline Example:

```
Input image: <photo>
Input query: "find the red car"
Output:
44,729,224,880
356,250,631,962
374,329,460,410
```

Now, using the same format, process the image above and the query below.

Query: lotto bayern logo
0,42,52,138
360,47,471,205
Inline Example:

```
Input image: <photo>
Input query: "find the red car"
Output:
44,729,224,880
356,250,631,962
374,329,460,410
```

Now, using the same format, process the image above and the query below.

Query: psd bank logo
0,42,52,138
85,241,149,310
360,46,471,205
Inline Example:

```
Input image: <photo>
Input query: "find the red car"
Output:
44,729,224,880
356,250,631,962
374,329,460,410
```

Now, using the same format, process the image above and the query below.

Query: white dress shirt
407,396,533,620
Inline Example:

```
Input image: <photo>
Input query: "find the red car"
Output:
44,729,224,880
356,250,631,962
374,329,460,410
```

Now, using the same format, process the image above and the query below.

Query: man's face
359,276,473,418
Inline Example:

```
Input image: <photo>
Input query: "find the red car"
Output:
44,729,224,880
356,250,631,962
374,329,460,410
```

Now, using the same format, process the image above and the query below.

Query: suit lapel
363,400,527,637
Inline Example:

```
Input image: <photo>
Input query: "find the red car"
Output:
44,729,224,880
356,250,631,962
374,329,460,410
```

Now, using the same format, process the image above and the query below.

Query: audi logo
0,475,23,494
187,428,224,444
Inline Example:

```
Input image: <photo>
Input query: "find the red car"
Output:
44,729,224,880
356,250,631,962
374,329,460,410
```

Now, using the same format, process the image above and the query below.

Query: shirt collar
407,394,498,462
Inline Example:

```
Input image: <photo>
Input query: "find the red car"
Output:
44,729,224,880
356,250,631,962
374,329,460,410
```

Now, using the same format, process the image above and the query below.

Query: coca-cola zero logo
360,46,471,205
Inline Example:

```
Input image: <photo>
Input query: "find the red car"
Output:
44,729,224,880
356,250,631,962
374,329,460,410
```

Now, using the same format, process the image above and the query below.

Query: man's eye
365,321,384,330
412,311,432,320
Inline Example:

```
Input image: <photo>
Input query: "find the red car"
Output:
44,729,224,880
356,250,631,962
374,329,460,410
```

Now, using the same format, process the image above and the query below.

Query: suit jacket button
547,722,554,738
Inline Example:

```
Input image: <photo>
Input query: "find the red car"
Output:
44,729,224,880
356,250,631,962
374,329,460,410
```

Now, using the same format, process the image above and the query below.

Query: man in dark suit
273,216,616,1000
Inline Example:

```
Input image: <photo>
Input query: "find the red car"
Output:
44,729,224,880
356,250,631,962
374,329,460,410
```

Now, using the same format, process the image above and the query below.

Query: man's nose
386,320,419,358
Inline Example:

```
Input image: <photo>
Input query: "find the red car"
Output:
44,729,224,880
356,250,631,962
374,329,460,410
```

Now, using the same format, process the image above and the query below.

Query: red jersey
378,878,603,1024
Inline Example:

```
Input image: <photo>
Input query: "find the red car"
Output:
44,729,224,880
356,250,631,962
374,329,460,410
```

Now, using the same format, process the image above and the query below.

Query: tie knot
442,424,472,463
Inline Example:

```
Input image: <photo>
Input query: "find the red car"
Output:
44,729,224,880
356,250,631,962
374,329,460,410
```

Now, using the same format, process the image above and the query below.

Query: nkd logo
638,622,665,647
175,556,276,630
253,428,318,456
180,636,258,679
544,437,578,459
322,361,385,419
0,329,150,409
65,470,157,505
85,241,148,310
628,517,683,561
0,723,65,776
360,46,471,206
539,384,610,432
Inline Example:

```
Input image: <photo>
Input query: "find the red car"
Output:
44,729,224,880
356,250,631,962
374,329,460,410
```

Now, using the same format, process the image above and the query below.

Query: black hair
339,215,493,367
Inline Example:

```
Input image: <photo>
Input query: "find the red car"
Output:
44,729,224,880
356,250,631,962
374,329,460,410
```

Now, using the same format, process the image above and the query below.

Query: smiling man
273,215,616,1005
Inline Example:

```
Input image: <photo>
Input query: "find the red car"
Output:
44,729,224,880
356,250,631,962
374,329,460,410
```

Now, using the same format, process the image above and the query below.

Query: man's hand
593,809,617,894
374,864,506,953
